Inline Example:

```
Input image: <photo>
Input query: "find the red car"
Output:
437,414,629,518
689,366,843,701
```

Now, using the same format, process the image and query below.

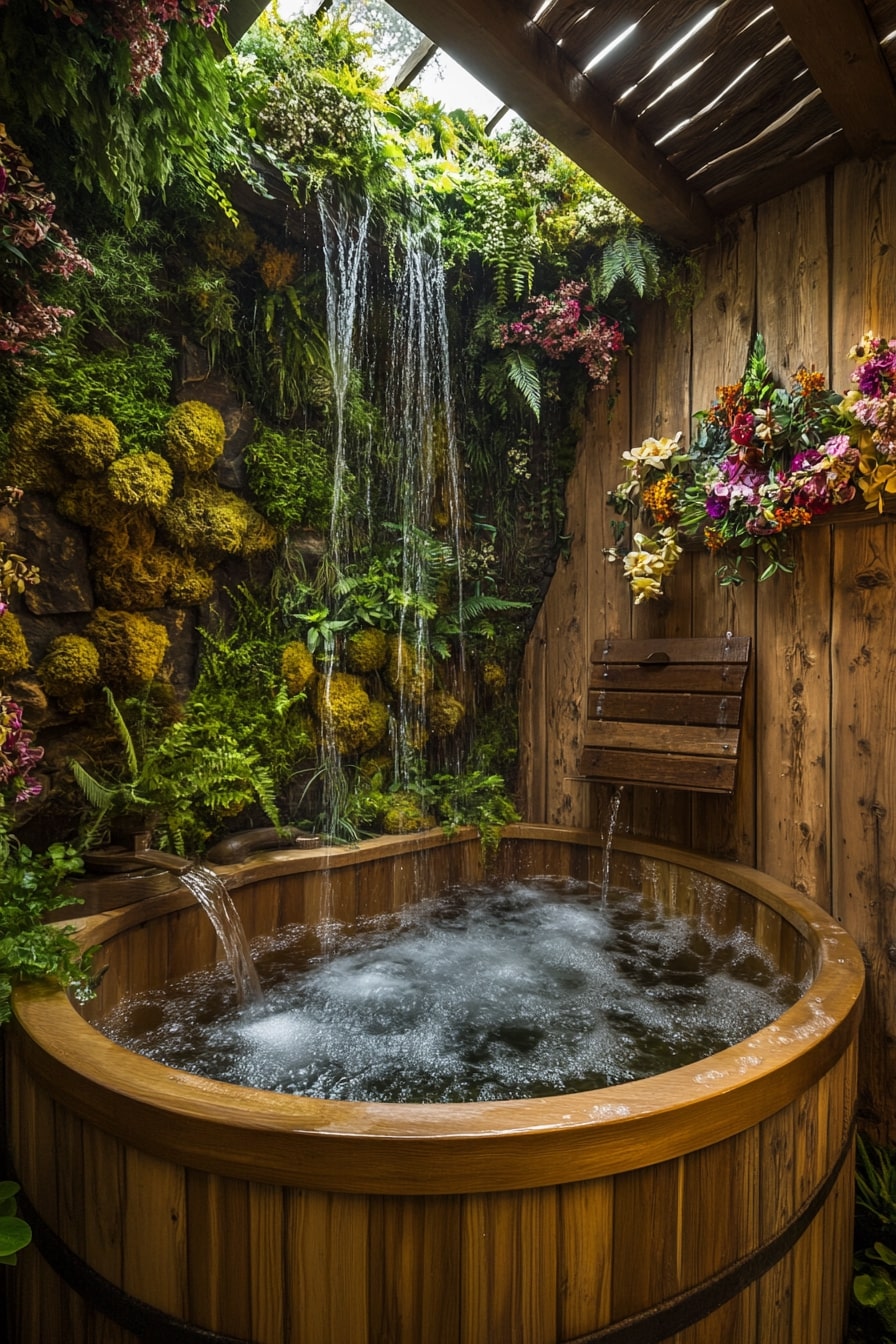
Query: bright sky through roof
272,0,508,122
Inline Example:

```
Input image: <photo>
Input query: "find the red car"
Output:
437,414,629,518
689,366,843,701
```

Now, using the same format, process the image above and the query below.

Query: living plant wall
0,0,694,930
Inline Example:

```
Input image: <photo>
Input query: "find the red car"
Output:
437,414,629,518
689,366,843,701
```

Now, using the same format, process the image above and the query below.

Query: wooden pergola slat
771,0,896,158
386,0,719,246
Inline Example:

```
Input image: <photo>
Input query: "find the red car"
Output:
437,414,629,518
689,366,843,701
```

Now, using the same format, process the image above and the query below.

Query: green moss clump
106,452,174,515
427,690,465,737
244,425,333,530
346,627,388,674
382,791,435,835
6,391,65,494
167,559,214,607
51,414,121,478
85,608,169,687
87,507,175,610
163,401,225,475
161,479,276,558
36,635,101,712
281,641,316,695
358,698,389,751
56,478,118,527
0,612,30,680
385,635,433,704
482,661,507,694
313,672,375,754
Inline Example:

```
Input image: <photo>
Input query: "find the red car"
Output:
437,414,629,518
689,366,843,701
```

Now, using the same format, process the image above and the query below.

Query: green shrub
245,425,333,530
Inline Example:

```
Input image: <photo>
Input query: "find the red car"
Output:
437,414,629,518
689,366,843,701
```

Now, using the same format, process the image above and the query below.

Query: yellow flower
630,574,663,604
848,332,876,362
621,433,681,467
858,455,896,511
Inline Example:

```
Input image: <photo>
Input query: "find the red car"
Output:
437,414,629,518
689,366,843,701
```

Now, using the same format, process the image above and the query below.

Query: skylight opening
642,5,721,79
638,59,706,116
582,22,639,74
653,56,760,144
531,0,556,24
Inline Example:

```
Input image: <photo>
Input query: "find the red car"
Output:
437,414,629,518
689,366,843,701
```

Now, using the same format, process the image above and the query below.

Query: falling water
178,865,263,1007
601,787,623,903
317,202,467,824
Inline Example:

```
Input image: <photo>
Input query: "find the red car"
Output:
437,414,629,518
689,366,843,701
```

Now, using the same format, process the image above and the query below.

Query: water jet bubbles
100,877,801,1104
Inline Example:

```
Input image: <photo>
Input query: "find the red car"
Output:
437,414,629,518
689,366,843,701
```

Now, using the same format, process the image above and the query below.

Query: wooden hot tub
6,824,864,1344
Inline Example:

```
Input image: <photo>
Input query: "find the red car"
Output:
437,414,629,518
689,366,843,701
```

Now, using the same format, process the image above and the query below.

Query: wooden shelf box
579,636,752,794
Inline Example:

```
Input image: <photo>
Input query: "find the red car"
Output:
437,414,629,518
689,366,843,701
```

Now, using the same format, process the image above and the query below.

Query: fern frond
459,593,530,620
503,349,541,421
102,687,139,780
70,760,117,814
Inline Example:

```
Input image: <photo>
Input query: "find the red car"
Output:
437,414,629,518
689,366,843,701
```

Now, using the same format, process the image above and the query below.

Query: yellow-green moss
167,559,214,607
0,612,30,681
427,690,465,737
7,391,65,495
87,507,173,610
382,791,435,835
51,414,121,478
358,699,389,752
161,479,275,558
56,478,118,528
482,661,507,694
346,627,388,674
281,641,316,695
163,401,225,475
385,634,433,704
36,635,101,712
85,608,169,687
313,672,375,754
106,452,174,515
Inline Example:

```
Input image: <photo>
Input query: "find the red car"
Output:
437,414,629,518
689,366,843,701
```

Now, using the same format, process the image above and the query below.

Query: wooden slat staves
580,636,751,794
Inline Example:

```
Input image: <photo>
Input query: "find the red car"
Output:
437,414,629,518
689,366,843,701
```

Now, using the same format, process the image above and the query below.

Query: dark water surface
99,875,804,1104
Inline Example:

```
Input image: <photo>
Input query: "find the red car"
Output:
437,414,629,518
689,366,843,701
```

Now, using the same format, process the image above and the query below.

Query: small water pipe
203,827,320,866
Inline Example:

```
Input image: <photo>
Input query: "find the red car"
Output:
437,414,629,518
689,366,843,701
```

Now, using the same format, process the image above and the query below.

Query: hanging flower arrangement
500,280,625,388
607,334,894,602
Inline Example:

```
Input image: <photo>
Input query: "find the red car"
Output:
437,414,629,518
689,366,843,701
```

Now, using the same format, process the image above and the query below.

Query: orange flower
258,244,299,291
794,367,826,396
641,473,678,524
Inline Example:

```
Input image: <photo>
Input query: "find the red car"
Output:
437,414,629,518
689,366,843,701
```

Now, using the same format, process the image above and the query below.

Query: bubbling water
99,876,805,1105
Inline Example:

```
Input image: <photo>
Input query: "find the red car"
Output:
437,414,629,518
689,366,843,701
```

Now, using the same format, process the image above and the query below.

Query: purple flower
791,448,822,471
856,350,896,397
705,494,729,520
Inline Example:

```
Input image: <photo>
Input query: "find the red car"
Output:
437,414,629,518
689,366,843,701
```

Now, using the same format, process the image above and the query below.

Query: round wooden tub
6,825,864,1344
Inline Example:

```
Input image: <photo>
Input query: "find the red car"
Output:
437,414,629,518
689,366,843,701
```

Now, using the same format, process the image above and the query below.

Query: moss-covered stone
313,672,375,754
167,558,214,607
56,478,118,528
161,478,275,558
51,414,121,478
281,641,316,695
7,391,66,495
385,634,433,704
382,791,435,835
358,698,389,751
427,690,465,737
346,627,388,674
36,634,101,712
106,452,174,515
163,401,225,475
85,608,169,686
482,661,507,694
0,612,30,681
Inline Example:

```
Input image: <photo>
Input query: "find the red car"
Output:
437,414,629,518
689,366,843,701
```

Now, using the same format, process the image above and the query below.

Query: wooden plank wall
518,157,896,1144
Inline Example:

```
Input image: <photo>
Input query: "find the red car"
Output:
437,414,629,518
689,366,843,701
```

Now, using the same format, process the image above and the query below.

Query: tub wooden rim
10,825,864,1195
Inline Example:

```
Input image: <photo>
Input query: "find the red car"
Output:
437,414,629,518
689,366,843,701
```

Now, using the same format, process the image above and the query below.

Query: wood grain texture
5,829,862,1344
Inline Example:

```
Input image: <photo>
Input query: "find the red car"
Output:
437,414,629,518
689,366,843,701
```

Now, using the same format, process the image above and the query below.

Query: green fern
503,349,541,421
594,233,661,299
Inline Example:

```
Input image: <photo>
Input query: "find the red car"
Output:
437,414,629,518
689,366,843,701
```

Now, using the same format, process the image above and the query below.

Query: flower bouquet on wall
607,333,895,602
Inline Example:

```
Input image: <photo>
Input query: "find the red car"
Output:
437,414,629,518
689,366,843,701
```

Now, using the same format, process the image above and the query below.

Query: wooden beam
387,0,718,247
771,0,896,159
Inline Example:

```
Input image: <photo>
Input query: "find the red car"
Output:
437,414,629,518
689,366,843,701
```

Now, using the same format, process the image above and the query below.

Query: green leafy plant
429,769,519,855
0,1182,31,1265
852,1136,896,1343
0,823,94,1024
245,425,333,530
